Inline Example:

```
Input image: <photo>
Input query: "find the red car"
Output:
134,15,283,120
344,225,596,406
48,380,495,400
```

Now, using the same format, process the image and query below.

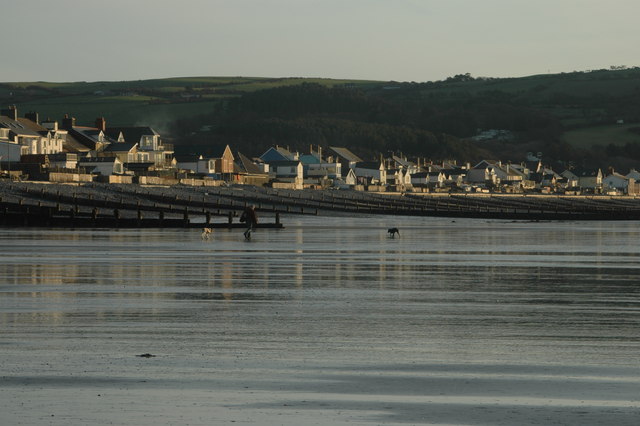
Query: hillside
2,68,640,169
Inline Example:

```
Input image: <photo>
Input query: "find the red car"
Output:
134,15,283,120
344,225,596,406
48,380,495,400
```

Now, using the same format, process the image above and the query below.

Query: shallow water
1,216,639,425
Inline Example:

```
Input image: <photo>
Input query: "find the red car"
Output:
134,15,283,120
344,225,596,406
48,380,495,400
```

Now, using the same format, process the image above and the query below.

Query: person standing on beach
241,205,258,240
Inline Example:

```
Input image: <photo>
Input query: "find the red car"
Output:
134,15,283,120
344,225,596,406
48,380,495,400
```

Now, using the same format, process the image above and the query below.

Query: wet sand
1,216,639,425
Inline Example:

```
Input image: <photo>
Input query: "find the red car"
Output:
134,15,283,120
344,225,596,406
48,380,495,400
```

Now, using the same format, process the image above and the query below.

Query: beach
1,216,639,425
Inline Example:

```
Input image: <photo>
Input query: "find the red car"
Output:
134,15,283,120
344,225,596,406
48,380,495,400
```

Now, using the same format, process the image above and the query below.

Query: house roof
236,151,266,175
102,142,137,153
210,144,233,159
16,117,48,135
605,171,628,180
299,153,321,164
260,146,295,161
329,146,363,162
0,116,42,137
391,155,415,168
63,133,91,153
266,160,300,167
354,161,382,170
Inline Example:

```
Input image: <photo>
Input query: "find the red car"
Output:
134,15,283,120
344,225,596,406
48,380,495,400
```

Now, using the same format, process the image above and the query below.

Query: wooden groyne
0,201,284,229
1,182,640,226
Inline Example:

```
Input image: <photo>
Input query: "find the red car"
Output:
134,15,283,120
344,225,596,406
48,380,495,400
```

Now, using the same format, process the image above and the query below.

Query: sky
3,0,639,83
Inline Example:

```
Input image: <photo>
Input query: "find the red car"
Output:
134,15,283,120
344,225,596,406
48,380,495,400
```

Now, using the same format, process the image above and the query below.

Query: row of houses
1,106,637,194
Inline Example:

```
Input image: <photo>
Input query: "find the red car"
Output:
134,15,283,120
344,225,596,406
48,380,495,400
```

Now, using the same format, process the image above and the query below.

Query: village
1,105,638,196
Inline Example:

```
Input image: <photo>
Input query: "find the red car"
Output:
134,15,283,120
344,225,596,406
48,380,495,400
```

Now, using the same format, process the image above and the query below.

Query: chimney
318,145,322,162
95,117,106,131
24,111,39,124
61,114,76,130
1,105,17,120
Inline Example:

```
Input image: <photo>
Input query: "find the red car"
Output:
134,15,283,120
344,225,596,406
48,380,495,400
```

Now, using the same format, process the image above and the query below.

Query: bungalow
174,154,215,175
78,157,124,176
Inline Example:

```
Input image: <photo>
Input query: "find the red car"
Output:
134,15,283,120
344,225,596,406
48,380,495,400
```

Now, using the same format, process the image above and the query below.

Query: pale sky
3,0,638,83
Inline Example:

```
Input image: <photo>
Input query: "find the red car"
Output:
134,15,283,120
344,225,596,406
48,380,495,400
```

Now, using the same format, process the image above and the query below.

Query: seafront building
0,106,638,195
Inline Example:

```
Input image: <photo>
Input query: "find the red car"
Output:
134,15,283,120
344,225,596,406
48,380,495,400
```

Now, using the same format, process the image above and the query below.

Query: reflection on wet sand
1,218,640,425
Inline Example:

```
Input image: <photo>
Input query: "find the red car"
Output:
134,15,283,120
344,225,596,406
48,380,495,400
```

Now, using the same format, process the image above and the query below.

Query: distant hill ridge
2,67,640,169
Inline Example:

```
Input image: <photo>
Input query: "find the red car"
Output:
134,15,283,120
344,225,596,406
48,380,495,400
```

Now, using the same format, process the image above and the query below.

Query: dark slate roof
63,133,91,152
329,146,363,162
266,160,300,167
260,146,294,162
102,142,137,153
236,151,266,175
0,116,42,137
16,117,47,134
391,155,415,168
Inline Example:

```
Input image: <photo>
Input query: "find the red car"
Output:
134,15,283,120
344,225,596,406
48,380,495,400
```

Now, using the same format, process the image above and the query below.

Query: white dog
201,227,213,240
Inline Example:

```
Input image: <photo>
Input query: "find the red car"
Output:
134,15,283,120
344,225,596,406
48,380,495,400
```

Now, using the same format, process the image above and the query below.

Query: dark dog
387,227,400,238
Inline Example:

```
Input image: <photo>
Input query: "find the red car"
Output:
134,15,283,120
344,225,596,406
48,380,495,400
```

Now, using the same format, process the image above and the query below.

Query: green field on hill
0,76,379,126
2,69,640,169
562,124,640,148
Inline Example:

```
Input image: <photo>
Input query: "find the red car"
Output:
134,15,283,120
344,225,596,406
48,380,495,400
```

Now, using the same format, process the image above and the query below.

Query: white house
268,160,304,180
602,172,630,193
411,171,446,187
351,161,386,185
175,155,216,174
0,113,58,157
105,124,172,167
